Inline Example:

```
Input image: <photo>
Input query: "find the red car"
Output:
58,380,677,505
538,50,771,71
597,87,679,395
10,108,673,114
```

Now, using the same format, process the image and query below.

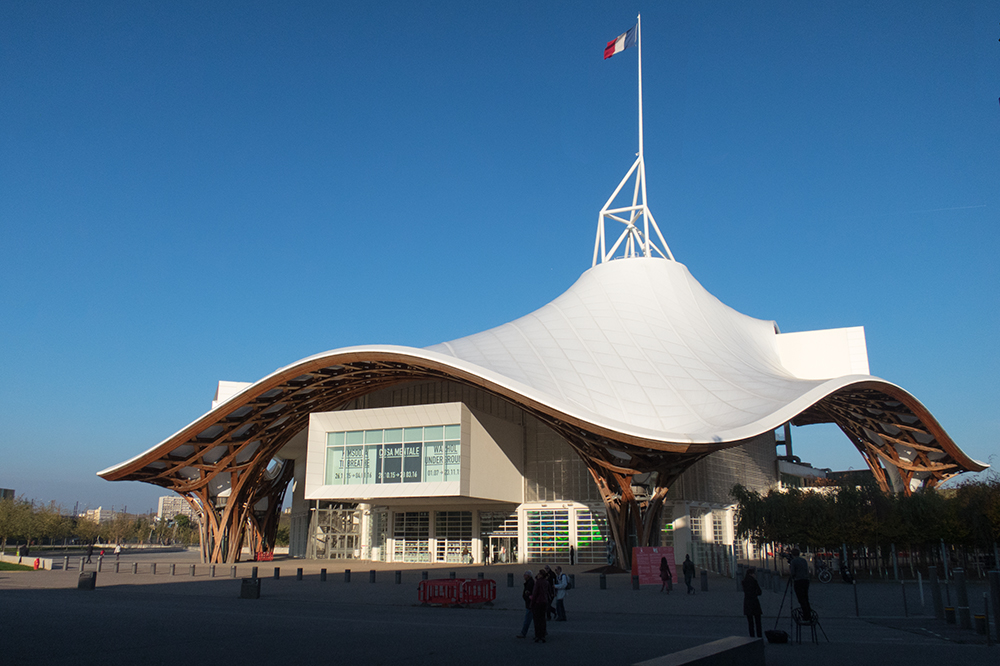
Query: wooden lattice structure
99,352,985,566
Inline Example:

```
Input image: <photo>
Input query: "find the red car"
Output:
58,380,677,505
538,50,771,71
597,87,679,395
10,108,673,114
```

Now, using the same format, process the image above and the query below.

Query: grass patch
0,561,35,571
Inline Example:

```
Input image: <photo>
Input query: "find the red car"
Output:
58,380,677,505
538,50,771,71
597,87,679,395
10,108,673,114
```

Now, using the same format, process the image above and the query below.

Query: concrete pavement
0,550,995,665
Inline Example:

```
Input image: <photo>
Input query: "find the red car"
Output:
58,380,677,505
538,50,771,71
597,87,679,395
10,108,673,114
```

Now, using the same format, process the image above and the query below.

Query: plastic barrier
418,579,497,606
255,551,274,562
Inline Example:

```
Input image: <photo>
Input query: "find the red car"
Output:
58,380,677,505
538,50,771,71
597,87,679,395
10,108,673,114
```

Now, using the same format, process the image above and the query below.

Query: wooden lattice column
245,460,295,557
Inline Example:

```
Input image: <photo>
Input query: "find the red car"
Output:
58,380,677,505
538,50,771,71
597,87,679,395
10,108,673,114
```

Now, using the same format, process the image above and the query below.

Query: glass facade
325,424,460,486
393,511,430,562
574,508,608,564
525,509,570,562
434,511,473,563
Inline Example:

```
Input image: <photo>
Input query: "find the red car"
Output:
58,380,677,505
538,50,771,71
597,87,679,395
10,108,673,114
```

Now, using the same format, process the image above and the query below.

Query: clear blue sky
1,1,997,514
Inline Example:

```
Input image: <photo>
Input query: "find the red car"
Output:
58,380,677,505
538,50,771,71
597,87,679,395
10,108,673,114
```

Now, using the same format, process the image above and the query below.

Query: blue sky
1,1,997,514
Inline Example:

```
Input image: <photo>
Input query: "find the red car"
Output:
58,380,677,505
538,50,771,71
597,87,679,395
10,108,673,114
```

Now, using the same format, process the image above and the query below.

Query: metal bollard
449,571,456,579
114,562,119,574
569,574,575,589
507,572,514,587
930,566,943,618
63,555,69,571
170,563,176,576
211,565,216,578
600,573,607,589
78,558,85,572
151,563,156,575
251,566,258,579
345,569,351,582
231,565,236,578
98,556,103,573
395,570,402,584
901,580,908,617
477,572,484,580
700,570,708,592
132,562,138,574
632,575,639,590
297,568,303,581
370,569,376,583
274,567,280,580
190,564,196,577
320,568,327,582
955,568,971,629
421,571,428,580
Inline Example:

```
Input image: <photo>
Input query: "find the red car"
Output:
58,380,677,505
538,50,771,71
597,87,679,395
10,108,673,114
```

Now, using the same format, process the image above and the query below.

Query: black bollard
98,556,103,573
395,570,402,584
345,569,351,582
700,570,708,592
477,572,484,580
632,575,640,590
901,580,908,617
151,562,156,575
63,555,69,571
600,573,607,589
78,558,85,573
422,571,428,580
320,569,327,582
211,565,216,578
170,563,176,576
274,567,280,580
132,562,138,574
114,561,120,574
569,574,576,589
251,566,258,579
450,571,456,579
370,569,376,583
190,564,196,577
507,572,514,587
297,568,303,581
231,565,236,578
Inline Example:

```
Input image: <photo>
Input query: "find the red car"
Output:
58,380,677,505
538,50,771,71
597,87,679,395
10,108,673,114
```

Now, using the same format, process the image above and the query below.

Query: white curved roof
99,256,985,493
425,257,861,442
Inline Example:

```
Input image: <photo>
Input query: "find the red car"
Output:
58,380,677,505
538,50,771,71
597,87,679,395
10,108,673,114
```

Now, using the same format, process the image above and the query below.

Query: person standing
682,554,696,594
516,570,534,638
742,567,763,638
789,548,812,620
529,570,552,643
553,566,569,621
659,556,673,593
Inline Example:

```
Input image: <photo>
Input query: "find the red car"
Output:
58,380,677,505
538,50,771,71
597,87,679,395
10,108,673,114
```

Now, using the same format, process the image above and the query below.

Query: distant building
0,488,14,500
80,507,118,524
157,495,198,523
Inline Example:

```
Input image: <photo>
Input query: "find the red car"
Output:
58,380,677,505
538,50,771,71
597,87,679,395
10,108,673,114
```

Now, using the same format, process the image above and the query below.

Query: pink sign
631,546,675,585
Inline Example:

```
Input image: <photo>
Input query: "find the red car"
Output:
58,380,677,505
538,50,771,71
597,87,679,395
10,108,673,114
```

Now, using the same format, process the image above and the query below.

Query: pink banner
631,546,675,585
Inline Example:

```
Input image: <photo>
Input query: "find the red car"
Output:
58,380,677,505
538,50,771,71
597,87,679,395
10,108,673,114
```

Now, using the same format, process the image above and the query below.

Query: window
325,424,460,486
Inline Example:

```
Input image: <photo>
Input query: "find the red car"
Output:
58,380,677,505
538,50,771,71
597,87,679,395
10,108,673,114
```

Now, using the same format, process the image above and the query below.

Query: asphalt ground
1,549,995,665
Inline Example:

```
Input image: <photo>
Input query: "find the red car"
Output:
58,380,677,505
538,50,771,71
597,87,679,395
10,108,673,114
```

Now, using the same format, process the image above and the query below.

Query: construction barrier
418,579,496,606
255,551,274,562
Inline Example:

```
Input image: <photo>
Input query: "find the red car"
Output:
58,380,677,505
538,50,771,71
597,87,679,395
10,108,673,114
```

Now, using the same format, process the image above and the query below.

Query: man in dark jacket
682,554,696,594
516,571,534,638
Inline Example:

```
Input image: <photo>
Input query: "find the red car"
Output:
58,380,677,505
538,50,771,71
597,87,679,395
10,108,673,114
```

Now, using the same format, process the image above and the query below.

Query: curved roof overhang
99,259,986,496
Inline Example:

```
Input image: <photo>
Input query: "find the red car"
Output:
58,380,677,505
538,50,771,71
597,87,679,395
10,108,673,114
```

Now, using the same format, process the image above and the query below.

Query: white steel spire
594,14,674,266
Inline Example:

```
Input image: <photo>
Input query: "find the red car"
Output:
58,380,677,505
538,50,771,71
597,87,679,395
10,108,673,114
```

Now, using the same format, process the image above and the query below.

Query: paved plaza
1,549,995,665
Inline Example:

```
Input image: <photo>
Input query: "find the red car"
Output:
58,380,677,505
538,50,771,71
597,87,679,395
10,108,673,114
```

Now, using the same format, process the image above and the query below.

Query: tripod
776,576,829,644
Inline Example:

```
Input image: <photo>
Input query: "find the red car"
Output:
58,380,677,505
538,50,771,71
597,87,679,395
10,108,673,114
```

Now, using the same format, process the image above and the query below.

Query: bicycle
814,558,833,584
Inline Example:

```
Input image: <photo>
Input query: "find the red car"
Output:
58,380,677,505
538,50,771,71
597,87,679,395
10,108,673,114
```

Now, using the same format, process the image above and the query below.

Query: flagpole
636,13,649,256
637,13,644,163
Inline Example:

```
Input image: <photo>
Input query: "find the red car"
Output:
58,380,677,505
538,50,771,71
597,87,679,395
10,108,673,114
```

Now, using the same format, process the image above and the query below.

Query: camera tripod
775,575,829,644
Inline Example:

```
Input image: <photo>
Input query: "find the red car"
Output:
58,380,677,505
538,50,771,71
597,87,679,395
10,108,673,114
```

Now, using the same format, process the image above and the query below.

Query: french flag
604,25,637,60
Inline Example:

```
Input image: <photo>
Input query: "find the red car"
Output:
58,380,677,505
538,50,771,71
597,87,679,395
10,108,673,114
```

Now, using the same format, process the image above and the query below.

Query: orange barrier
255,551,274,561
418,579,496,606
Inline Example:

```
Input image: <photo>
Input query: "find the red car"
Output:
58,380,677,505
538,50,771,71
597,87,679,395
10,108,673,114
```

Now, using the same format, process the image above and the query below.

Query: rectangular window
324,424,461,486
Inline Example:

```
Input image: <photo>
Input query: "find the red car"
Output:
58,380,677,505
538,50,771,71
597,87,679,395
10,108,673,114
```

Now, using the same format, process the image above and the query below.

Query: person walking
659,556,673,593
85,543,94,564
742,567,763,638
789,548,812,621
529,570,552,643
553,566,569,621
682,554,696,594
516,570,534,638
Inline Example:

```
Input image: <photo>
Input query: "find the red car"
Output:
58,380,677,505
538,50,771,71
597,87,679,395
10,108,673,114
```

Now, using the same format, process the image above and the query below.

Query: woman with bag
659,556,673,593
742,567,763,638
